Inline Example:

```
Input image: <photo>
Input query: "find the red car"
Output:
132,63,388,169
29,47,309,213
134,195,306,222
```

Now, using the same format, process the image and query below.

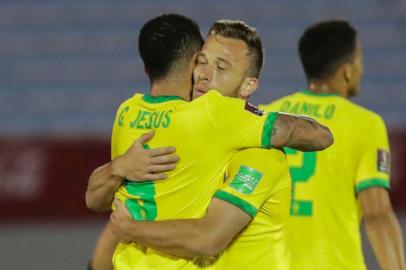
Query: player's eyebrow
216,57,232,67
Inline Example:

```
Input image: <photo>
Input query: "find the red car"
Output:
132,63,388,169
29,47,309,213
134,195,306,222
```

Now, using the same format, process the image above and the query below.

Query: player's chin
192,90,204,99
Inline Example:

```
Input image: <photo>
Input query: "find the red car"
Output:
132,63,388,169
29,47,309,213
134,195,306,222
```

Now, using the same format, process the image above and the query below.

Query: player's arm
89,221,118,270
86,162,123,212
356,115,405,270
110,198,250,258
110,150,282,258
208,93,332,152
270,112,333,151
85,131,179,212
359,187,405,270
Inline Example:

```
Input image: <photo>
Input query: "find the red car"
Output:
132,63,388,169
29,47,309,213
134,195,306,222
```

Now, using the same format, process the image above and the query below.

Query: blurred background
0,0,405,269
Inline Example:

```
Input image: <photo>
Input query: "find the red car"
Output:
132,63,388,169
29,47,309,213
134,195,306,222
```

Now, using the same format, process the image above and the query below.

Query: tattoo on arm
271,113,333,151
272,126,278,137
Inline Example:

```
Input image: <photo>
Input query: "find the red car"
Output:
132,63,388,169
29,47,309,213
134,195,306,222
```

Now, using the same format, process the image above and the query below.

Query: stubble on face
192,35,251,99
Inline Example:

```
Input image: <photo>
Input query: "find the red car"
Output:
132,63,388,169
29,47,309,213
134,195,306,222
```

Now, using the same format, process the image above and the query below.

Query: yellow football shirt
213,148,291,270
111,90,278,269
261,89,390,270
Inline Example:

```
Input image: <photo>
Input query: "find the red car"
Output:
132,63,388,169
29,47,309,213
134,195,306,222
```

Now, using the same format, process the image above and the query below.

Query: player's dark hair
138,13,204,82
209,20,264,78
299,20,357,80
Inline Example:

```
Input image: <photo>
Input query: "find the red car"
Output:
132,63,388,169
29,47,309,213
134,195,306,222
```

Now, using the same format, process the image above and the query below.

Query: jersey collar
142,94,184,103
302,89,339,97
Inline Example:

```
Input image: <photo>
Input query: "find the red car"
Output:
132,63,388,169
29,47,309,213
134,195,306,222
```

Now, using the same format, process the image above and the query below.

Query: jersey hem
355,178,390,193
214,190,258,218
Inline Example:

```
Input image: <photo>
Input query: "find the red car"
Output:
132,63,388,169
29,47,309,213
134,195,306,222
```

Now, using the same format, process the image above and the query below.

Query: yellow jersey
213,148,291,270
111,90,277,269
261,89,390,270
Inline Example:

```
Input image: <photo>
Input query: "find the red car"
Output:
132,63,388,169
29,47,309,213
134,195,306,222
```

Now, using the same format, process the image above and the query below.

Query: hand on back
112,131,179,181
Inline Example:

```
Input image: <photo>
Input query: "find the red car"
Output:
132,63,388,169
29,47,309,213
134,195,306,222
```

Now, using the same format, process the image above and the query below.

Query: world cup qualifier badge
230,165,263,194
244,102,264,116
377,149,390,173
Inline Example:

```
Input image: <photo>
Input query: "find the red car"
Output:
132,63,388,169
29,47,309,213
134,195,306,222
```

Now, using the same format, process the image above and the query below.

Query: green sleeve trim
213,190,258,218
355,178,390,193
261,112,278,149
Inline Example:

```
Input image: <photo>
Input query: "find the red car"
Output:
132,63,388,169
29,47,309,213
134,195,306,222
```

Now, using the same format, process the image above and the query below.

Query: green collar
302,89,339,97
142,94,184,104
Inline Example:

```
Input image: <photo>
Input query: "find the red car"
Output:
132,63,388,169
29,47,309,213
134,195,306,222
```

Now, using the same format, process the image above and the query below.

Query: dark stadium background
0,1,405,269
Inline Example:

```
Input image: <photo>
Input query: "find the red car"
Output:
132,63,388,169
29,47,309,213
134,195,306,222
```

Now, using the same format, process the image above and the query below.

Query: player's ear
191,52,199,67
188,53,199,71
343,63,352,83
239,77,258,100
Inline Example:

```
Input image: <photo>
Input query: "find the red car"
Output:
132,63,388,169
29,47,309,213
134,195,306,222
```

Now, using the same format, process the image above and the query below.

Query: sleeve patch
377,149,390,173
229,165,263,194
244,102,264,116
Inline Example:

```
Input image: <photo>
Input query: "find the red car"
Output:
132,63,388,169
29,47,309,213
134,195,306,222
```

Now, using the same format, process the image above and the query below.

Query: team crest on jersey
244,102,264,116
377,149,390,173
229,165,263,194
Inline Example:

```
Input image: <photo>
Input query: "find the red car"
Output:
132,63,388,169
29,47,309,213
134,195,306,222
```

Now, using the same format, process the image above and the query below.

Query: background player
262,20,405,270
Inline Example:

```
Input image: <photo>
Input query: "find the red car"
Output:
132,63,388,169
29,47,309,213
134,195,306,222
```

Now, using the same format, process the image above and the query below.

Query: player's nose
198,65,213,82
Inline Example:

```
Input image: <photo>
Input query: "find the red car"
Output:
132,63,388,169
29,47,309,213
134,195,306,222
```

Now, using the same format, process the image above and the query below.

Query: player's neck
308,80,347,97
150,77,192,101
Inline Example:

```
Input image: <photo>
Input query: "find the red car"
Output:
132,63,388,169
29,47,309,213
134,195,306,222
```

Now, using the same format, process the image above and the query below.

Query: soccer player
86,14,332,270
261,20,405,270
109,20,292,270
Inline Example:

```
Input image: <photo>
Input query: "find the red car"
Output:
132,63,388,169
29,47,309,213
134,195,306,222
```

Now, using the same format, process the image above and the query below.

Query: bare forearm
86,163,123,212
123,219,208,258
271,113,333,151
364,211,406,270
91,222,119,270
111,198,249,258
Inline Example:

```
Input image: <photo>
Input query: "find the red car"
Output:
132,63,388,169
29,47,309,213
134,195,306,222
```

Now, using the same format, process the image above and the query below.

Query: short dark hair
138,13,204,82
299,20,357,80
208,20,264,78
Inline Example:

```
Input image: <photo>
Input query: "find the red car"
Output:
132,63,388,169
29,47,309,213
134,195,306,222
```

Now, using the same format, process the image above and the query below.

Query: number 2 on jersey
285,148,316,216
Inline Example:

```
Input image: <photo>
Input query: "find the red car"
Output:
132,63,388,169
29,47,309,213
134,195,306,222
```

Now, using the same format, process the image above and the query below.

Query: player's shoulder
117,92,143,109
206,89,249,105
230,149,289,191
205,89,244,105
343,99,384,124
193,90,250,114
195,89,223,101
189,90,224,107
206,89,223,98
232,148,288,170
260,92,299,111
